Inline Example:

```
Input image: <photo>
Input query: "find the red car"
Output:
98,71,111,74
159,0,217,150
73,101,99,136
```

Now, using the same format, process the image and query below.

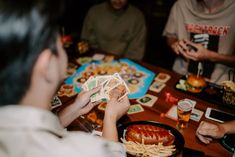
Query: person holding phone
163,0,235,83
196,120,235,144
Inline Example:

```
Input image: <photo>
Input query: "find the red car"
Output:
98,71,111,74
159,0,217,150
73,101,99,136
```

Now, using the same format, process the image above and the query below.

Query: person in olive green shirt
81,0,146,60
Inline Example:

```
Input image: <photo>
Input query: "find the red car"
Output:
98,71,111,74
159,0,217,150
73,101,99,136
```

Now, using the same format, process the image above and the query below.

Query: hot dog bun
125,124,175,145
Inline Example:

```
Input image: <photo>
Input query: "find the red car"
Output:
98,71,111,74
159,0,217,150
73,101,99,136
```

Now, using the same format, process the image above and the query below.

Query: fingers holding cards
82,73,130,103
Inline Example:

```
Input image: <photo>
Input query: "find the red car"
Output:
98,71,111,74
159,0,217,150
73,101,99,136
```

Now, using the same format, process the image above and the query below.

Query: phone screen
210,110,235,122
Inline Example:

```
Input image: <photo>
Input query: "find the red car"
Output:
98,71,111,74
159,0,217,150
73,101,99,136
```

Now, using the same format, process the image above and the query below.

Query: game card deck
82,73,130,102
149,81,166,93
155,73,171,83
127,104,144,115
136,94,158,107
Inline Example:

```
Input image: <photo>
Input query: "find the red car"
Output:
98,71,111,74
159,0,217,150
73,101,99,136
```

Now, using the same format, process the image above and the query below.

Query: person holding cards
0,0,130,157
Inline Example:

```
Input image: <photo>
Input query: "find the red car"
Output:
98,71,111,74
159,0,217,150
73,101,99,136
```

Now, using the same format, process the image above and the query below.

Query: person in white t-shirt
163,0,235,83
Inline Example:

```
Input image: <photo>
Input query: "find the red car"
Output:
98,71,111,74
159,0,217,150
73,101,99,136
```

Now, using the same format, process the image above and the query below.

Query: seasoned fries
121,138,176,157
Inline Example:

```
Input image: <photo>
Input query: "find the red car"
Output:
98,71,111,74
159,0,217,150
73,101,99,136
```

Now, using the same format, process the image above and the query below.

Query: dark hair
0,0,64,106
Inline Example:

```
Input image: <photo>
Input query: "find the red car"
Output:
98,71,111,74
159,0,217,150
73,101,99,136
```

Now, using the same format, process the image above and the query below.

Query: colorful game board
64,59,155,99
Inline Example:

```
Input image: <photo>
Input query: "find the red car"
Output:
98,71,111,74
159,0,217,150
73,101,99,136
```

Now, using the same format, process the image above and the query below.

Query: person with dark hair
81,0,146,61
0,0,130,156
163,0,235,84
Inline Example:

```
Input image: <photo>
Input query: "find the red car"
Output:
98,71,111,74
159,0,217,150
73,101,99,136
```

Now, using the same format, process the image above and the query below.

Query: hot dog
125,124,175,145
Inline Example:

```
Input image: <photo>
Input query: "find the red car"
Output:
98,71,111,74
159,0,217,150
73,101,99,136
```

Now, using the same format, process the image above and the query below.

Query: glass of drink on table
177,99,193,129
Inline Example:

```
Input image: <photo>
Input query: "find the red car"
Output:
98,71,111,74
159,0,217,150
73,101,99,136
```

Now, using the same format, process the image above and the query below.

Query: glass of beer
177,99,193,129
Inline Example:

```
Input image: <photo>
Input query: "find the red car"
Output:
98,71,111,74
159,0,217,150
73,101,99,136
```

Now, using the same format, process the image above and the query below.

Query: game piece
92,54,105,61
149,81,166,93
127,104,144,115
104,55,114,62
136,94,158,107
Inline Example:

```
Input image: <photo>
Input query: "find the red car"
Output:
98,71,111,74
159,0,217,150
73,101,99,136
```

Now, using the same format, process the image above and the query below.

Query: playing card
190,108,204,122
86,77,97,90
96,75,112,86
149,81,166,93
51,96,62,109
83,73,130,102
92,54,105,61
155,73,171,83
108,82,130,101
127,104,144,115
103,77,122,94
165,105,178,121
136,94,158,107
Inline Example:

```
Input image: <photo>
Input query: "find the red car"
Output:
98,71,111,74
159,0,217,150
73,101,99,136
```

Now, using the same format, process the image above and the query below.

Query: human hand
196,121,226,144
178,39,210,61
105,87,130,122
73,87,101,116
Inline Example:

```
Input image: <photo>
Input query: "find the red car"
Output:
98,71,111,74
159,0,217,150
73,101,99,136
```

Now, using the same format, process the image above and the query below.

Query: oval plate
118,121,185,156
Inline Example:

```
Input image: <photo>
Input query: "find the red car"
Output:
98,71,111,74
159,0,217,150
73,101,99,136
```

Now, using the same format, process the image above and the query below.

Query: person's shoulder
128,5,144,18
88,2,107,13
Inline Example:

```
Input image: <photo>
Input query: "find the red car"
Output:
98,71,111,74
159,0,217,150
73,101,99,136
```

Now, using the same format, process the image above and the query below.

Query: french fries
121,138,176,157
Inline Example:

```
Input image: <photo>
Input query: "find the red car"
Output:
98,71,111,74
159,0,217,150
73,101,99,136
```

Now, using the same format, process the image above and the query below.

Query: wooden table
59,58,234,157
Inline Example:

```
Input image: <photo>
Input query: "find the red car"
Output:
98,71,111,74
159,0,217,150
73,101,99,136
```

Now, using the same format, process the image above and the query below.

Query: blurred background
60,0,176,70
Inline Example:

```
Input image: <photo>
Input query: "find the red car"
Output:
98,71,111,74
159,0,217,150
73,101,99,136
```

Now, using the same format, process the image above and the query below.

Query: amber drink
177,100,193,129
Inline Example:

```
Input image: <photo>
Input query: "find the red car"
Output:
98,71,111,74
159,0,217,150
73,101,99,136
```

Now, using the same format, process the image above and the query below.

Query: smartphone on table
205,107,235,123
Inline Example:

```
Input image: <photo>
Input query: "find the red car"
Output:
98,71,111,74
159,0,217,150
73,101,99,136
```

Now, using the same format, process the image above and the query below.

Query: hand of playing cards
82,73,130,102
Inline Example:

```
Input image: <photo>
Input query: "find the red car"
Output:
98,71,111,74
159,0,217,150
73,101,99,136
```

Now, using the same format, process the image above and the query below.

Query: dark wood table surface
57,56,234,157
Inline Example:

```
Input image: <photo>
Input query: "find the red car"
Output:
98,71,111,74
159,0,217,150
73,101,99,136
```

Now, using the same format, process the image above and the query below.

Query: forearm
207,50,235,66
166,37,178,51
58,103,81,127
102,113,118,142
221,120,235,135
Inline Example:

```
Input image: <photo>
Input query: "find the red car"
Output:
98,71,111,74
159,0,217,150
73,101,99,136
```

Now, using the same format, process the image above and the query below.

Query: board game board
64,59,155,99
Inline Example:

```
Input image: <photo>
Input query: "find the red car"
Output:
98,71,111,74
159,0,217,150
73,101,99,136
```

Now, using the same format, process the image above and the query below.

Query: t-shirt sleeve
162,2,179,38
